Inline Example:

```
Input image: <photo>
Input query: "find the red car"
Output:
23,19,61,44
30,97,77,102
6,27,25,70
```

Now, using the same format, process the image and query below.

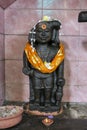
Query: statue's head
29,16,61,47
35,21,52,43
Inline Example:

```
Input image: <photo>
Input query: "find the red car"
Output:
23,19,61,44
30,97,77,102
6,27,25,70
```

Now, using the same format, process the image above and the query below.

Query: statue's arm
22,51,33,76
56,60,65,87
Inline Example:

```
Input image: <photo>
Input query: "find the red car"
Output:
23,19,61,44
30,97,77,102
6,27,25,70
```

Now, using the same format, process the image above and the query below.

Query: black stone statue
22,17,65,112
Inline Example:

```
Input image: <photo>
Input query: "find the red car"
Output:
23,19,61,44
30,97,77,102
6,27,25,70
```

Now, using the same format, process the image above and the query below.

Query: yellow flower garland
24,42,65,73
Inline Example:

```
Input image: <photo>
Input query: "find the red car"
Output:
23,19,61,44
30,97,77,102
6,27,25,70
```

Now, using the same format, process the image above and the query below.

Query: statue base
24,103,63,116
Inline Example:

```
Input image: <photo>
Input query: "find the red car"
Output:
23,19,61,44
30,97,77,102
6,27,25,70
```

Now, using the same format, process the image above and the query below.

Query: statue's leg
33,76,41,105
44,76,54,106
45,88,51,106
34,89,40,105
40,88,45,106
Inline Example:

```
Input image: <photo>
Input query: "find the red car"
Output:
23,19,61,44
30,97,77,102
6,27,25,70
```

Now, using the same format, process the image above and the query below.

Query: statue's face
36,22,52,43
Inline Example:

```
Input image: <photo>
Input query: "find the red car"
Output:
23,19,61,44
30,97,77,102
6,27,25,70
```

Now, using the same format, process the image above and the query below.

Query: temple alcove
0,0,87,108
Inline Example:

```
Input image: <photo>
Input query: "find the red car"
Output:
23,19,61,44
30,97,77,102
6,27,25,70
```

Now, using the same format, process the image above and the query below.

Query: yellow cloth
24,42,65,73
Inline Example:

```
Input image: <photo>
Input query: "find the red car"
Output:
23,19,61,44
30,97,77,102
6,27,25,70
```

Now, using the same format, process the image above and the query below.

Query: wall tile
43,10,80,36
64,0,80,9
0,61,5,82
9,0,42,9
0,34,4,60
63,85,87,102
60,36,79,61
80,23,87,36
64,61,79,86
63,86,71,102
0,0,16,9
0,7,4,33
78,37,87,61
0,83,5,105
77,86,87,102
5,60,29,84
5,8,42,34
43,0,80,9
5,83,29,101
80,0,87,9
78,62,87,85
5,35,27,60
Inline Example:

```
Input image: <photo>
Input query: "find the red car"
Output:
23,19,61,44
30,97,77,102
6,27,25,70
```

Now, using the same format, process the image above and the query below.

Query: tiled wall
2,0,87,103
0,7,5,105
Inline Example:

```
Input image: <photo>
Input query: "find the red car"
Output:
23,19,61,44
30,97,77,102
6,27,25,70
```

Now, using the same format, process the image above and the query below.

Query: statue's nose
41,31,45,36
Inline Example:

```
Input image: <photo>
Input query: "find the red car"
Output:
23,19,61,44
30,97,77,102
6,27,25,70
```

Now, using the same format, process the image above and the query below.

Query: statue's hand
57,78,65,87
22,67,33,76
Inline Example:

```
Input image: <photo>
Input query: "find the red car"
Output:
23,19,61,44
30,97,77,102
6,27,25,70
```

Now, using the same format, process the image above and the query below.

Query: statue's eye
37,29,42,32
45,29,50,33
45,30,50,32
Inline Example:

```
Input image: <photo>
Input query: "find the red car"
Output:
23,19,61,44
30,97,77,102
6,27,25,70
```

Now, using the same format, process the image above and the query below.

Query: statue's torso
33,43,58,78
36,43,58,62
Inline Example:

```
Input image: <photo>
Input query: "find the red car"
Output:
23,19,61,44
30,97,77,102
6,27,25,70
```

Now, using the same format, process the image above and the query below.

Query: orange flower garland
24,42,64,73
